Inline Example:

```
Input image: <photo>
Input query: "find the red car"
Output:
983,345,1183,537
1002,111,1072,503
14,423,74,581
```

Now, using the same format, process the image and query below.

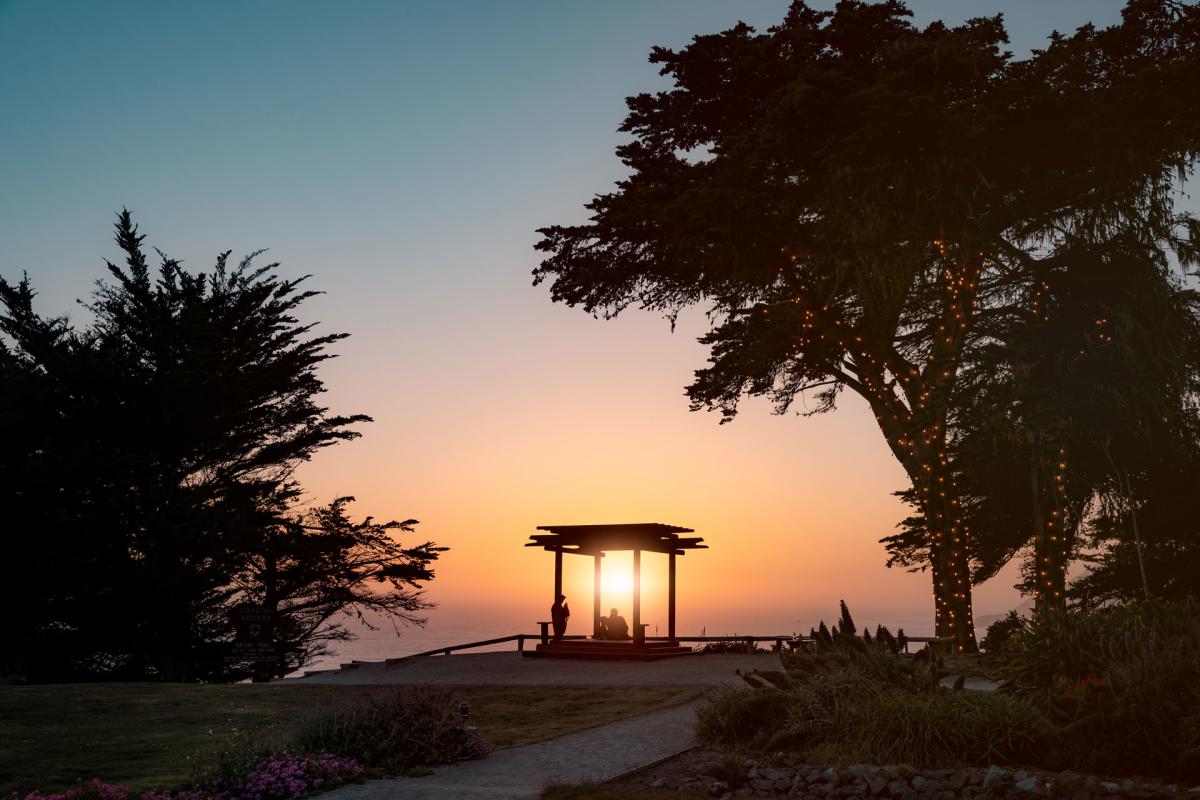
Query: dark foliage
883,243,1200,608
997,600,1200,780
534,0,1200,650
980,611,1024,656
293,686,491,772
698,645,1048,766
0,212,442,682
808,601,901,655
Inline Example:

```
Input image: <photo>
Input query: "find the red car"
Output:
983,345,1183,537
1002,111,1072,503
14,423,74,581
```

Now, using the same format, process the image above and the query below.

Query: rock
750,778,776,792
1014,776,1045,795
1049,771,1084,798
649,778,665,788
887,780,909,796
868,774,887,795
847,765,879,782
835,783,868,797
946,772,968,791
1099,782,1120,792
982,766,1012,789
912,775,941,792
761,767,790,782
748,767,762,780
710,780,730,796
823,767,839,783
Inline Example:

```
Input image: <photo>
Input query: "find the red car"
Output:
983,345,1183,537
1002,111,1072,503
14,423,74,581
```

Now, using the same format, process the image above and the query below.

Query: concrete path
294,651,775,686
317,699,702,800
939,674,1001,692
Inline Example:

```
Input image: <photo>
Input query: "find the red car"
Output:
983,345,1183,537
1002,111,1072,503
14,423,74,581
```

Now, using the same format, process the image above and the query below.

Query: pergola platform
524,522,707,661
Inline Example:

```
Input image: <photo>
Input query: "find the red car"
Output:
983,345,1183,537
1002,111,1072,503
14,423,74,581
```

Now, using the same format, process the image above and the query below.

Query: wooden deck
526,638,694,661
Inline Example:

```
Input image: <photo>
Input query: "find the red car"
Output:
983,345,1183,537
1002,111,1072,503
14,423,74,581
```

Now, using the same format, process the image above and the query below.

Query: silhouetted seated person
551,594,570,641
601,608,630,640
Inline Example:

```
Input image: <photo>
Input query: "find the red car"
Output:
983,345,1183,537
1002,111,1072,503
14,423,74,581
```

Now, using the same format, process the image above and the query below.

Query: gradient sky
0,1,1130,648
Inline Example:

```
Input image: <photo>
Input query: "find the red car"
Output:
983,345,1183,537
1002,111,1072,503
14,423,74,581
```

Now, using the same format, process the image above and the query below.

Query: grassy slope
0,683,706,796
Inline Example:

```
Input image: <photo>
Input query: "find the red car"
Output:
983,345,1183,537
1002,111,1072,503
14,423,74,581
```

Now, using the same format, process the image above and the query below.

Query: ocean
295,602,977,674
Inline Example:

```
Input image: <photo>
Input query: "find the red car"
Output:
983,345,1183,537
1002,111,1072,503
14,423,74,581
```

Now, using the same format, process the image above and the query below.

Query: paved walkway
316,699,702,799
294,651,775,686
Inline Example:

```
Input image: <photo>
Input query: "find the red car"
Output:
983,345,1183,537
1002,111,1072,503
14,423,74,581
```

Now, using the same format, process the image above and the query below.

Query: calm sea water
296,602,995,674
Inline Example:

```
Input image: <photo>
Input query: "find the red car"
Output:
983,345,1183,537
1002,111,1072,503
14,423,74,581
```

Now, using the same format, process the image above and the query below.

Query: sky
0,0,1131,655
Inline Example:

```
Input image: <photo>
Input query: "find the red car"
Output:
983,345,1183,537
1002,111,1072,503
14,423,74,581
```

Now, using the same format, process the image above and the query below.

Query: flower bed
15,753,363,800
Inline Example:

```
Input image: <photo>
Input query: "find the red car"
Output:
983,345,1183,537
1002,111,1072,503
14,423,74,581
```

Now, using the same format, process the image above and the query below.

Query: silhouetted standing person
551,594,570,641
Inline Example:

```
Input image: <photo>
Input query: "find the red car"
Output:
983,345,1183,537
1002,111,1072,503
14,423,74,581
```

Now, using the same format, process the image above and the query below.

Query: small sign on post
228,604,276,679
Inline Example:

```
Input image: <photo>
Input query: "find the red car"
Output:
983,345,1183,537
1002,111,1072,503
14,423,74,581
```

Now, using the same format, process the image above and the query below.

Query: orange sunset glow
291,303,1025,661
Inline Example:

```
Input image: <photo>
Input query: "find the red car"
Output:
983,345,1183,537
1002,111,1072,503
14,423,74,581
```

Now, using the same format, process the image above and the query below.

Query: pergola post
553,546,562,603
668,550,676,641
593,553,602,638
632,548,642,645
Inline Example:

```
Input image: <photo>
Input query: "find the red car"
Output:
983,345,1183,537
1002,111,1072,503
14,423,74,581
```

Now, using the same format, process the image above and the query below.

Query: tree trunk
870,407,979,652
922,470,978,653
1032,449,1072,611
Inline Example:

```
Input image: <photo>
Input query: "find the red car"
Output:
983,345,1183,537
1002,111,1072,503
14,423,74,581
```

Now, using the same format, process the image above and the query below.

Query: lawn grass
0,682,706,796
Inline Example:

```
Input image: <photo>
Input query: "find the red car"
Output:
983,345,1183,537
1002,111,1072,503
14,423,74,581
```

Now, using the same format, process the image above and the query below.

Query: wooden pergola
525,522,706,659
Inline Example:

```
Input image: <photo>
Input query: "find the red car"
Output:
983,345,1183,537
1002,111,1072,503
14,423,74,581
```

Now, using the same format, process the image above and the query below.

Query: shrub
183,753,361,800
699,754,750,788
292,686,491,772
697,649,1051,767
15,755,363,800
998,599,1200,779
700,640,762,654
820,688,1049,767
980,611,1024,655
694,687,792,750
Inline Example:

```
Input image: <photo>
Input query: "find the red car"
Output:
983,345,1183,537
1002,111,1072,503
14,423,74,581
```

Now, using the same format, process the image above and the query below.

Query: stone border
636,755,1200,799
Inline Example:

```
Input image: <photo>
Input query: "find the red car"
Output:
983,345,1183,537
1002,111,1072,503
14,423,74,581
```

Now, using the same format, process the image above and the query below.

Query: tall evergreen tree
0,212,441,681
535,0,1200,650
884,243,1200,609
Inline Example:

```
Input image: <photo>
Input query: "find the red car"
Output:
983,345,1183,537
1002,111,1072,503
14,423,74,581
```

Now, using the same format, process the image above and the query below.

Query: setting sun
601,568,633,596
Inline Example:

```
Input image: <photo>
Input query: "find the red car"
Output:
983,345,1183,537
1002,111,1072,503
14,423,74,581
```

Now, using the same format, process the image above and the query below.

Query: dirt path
316,699,702,799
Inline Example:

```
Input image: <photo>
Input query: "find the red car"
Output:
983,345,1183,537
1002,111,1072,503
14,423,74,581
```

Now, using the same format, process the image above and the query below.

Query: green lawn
0,682,706,796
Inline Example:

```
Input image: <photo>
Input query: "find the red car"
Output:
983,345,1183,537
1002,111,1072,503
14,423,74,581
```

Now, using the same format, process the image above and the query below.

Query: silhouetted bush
999,599,1200,779
293,687,490,772
696,652,1049,767
813,687,1049,767
700,640,762,655
980,611,1024,655
695,688,793,750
